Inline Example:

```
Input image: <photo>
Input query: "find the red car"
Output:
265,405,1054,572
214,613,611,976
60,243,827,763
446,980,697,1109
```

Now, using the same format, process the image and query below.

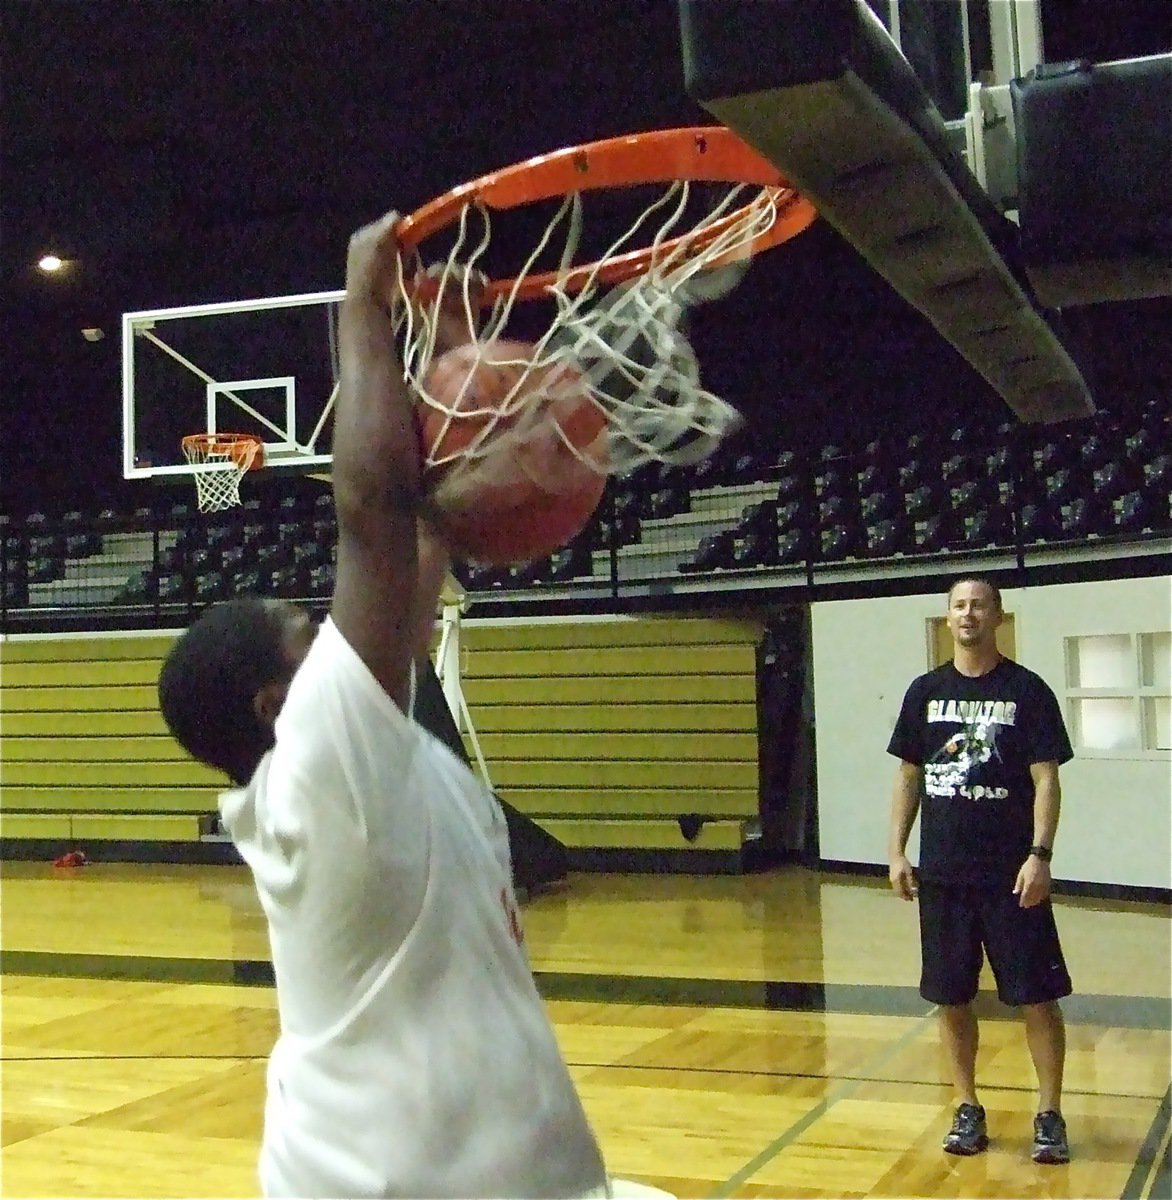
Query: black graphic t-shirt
887,658,1073,883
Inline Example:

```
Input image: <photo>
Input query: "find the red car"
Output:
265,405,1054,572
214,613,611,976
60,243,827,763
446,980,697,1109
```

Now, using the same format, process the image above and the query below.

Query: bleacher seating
1,396,1169,626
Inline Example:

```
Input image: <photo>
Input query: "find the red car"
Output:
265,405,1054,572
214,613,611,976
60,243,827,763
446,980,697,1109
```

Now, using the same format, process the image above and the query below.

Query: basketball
419,340,608,565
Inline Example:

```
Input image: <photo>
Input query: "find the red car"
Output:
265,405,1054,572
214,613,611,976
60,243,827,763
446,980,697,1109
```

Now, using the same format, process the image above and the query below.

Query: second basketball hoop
180,432,265,513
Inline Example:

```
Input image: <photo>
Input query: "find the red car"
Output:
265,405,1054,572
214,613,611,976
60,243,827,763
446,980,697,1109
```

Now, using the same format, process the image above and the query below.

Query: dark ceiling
2,0,1169,512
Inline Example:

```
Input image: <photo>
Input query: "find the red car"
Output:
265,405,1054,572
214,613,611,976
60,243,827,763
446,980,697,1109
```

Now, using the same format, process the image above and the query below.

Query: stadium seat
960,507,1012,549
115,571,153,604
1058,496,1107,541
3,577,29,608
819,524,860,561
679,530,736,573
864,517,910,558
547,544,593,582
27,556,62,585
1018,503,1056,543
194,571,226,603
776,529,806,565
309,563,335,596
775,470,804,506
28,534,65,560
157,573,188,602
861,490,900,524
270,565,301,596
732,531,776,568
916,511,957,553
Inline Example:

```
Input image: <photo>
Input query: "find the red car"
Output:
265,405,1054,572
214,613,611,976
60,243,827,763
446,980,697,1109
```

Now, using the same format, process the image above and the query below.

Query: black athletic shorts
917,878,1073,1007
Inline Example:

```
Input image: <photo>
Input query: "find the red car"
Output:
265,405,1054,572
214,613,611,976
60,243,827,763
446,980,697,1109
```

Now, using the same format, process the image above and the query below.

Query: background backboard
122,289,343,481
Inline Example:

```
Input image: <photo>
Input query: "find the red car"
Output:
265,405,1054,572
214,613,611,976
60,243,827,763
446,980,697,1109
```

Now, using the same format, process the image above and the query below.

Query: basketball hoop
181,433,264,513
391,126,817,501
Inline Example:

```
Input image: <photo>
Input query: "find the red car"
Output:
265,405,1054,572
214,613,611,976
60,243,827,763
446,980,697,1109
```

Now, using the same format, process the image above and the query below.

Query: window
1065,632,1171,758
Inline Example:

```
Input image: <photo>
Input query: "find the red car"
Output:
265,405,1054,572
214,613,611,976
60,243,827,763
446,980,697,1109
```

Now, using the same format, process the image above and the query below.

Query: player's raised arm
330,212,423,710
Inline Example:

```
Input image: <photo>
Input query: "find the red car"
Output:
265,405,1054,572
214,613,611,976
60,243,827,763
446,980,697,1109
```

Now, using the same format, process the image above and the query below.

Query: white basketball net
394,180,786,503
181,436,262,513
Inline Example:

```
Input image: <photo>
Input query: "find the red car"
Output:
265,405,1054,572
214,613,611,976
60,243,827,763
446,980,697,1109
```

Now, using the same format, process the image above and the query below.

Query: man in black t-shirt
888,578,1074,1165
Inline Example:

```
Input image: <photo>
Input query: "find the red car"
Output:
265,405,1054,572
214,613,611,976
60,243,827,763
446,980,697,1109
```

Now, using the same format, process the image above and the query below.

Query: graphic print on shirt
924,698,1017,801
499,887,525,948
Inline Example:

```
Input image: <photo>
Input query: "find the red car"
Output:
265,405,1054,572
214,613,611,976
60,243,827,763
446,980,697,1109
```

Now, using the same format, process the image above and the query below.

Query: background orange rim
181,433,265,471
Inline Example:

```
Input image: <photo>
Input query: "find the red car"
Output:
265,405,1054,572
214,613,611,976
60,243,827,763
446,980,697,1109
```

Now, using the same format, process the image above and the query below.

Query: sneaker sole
943,1136,989,1156
1032,1148,1069,1165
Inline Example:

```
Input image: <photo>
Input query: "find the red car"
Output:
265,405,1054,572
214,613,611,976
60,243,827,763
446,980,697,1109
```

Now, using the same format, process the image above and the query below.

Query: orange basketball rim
394,126,818,303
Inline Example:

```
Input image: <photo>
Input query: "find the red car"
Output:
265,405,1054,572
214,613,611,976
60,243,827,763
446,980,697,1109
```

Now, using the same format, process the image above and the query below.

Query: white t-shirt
220,616,607,1199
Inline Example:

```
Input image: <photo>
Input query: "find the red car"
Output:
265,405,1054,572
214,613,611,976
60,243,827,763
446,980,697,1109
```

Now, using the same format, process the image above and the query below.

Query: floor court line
3,1039,1163,1109
0,1053,268,1063
1144,1125,1172,1200
710,1007,940,1198
559,1055,1167,1102
3,951,1166,1028
1121,1085,1172,1200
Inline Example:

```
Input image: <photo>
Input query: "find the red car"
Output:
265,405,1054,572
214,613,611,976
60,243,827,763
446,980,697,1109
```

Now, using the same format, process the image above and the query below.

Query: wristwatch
1029,845,1053,863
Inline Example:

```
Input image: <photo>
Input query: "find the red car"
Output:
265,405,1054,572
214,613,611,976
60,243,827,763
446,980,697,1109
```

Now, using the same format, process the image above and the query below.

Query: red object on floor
52,850,88,868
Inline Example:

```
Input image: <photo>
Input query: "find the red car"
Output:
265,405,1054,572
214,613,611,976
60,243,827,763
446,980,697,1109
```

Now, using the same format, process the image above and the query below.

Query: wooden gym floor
1,862,1169,1198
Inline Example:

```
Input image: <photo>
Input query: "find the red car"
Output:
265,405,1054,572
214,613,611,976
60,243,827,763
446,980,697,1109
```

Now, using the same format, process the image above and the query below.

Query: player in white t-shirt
158,213,610,1198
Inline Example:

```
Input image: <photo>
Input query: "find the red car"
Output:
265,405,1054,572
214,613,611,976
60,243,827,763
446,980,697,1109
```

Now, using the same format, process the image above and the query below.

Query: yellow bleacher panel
501,787,758,818
3,711,168,738
5,736,199,762
2,787,219,813
0,814,72,838
2,685,160,712
490,759,757,790
535,818,744,851
461,645,751,679
0,636,174,663
461,617,760,650
467,702,755,733
4,762,223,789
462,674,754,706
472,732,757,762
1,660,161,688
70,815,202,841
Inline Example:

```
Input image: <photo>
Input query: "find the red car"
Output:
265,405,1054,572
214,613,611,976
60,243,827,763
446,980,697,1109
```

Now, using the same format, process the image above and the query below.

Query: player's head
158,597,317,785
946,577,1003,650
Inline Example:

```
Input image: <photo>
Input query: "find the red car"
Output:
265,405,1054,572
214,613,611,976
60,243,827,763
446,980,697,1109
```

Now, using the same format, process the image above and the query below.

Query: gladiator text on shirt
926,699,1017,726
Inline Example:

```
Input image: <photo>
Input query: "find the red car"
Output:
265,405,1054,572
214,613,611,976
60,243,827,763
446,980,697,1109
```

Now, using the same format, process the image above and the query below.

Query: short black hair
946,576,1003,612
158,597,288,785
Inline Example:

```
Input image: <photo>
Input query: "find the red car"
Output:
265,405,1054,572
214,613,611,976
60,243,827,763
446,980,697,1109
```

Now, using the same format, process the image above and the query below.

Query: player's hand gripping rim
344,210,405,319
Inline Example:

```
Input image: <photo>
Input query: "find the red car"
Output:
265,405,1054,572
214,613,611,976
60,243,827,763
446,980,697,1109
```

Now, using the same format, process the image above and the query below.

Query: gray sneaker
1032,1110,1070,1164
943,1103,988,1155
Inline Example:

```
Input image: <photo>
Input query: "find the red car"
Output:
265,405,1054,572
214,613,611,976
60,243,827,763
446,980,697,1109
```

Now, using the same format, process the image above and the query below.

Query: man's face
946,581,1002,651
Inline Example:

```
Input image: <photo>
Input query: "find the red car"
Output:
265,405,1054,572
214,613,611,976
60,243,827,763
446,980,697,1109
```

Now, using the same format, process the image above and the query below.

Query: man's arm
330,212,424,711
888,760,922,900
1014,760,1061,907
409,519,453,665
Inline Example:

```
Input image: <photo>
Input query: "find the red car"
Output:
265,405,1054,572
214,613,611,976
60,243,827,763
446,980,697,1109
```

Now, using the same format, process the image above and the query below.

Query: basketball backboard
121,289,344,482
679,0,1096,424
